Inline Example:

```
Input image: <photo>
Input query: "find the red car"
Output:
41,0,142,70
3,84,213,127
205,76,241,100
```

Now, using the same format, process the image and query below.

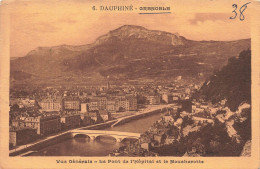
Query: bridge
71,129,141,142
10,105,171,156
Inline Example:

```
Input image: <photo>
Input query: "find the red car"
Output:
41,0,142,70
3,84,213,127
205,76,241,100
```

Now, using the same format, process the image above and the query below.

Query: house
174,118,183,128
153,133,166,144
88,112,98,122
140,143,149,151
12,119,25,128
162,115,174,123
164,136,176,145
99,110,111,122
162,93,173,104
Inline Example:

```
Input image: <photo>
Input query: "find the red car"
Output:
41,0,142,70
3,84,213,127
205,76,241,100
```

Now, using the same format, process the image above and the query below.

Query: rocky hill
10,25,251,85
196,50,251,111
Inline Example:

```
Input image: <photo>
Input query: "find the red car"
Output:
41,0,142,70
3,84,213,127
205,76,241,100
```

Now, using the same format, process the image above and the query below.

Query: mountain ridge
10,25,251,85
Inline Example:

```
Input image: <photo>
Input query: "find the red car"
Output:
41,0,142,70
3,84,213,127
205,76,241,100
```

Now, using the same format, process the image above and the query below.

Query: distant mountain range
10,25,251,85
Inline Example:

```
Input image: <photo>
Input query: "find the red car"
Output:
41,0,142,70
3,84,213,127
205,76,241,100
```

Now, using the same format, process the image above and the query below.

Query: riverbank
29,111,165,156
10,104,171,156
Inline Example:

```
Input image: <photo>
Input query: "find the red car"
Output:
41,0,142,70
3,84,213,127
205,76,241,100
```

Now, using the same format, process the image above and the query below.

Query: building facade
147,95,160,105
64,97,80,111
9,127,37,146
60,114,81,130
12,115,61,136
39,98,62,112
99,110,111,122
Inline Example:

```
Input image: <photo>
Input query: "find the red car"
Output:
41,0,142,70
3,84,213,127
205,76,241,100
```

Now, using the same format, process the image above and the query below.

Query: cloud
8,1,250,57
189,13,231,25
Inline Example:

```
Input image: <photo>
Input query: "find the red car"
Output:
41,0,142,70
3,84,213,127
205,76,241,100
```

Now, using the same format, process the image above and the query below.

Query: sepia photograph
0,0,259,168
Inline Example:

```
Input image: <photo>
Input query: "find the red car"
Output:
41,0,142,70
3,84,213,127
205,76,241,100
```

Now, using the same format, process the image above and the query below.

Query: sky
8,0,251,57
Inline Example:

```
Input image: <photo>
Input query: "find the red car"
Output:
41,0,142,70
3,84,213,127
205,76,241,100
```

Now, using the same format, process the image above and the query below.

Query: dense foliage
197,50,251,111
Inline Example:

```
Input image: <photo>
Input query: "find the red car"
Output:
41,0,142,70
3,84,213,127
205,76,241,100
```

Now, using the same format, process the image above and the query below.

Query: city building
181,100,192,113
98,97,107,110
80,113,93,126
162,115,174,123
106,100,117,112
12,115,61,136
9,127,37,147
164,136,176,145
172,96,179,101
88,112,98,122
162,93,173,104
10,98,36,108
172,92,183,100
126,96,138,111
39,98,63,112
88,100,99,111
81,103,88,113
147,95,160,105
63,97,80,111
116,98,127,112
60,114,81,130
153,133,165,144
99,110,111,122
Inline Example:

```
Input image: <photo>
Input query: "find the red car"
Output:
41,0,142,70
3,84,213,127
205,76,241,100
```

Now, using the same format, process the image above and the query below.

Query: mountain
195,50,251,111
10,25,251,85
93,25,186,46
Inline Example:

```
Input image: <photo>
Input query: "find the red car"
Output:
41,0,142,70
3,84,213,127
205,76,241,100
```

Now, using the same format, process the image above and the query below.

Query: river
30,112,163,156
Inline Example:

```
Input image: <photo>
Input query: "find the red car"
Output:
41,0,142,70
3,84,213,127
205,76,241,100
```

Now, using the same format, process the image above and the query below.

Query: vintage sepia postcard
0,0,259,168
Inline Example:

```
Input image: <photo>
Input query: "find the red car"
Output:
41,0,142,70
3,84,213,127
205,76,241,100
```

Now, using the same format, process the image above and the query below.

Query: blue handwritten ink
230,2,251,21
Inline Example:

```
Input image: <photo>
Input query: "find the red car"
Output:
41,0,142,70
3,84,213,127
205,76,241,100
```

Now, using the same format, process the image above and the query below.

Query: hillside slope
196,50,251,111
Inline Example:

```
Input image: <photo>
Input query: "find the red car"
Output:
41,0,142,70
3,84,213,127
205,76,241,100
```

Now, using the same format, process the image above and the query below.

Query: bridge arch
120,137,139,142
95,135,118,142
71,130,141,142
73,134,90,138
72,133,92,139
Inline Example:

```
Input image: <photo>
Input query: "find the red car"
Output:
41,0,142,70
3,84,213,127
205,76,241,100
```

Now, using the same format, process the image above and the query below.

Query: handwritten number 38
230,2,251,21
